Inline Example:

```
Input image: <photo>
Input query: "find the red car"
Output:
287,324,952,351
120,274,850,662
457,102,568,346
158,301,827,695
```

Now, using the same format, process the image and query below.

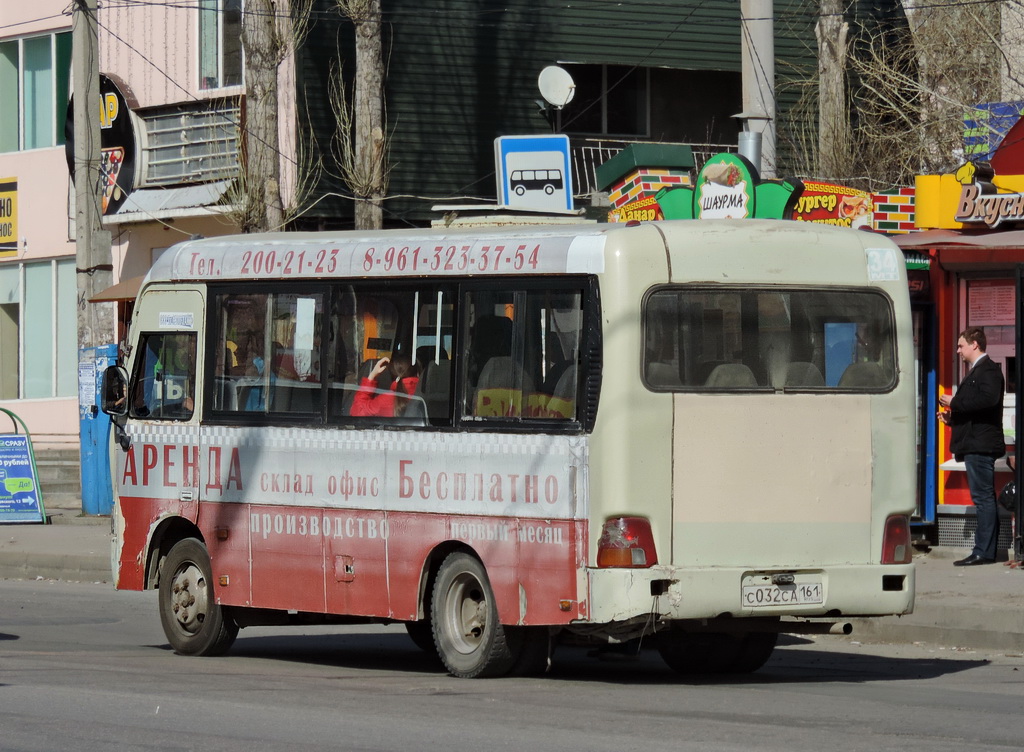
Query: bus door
118,289,207,588
203,289,329,613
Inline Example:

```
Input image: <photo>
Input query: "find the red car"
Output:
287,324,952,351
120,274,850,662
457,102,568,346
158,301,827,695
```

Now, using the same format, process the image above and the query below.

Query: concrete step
40,480,81,496
32,448,82,494
22,448,84,514
43,491,82,508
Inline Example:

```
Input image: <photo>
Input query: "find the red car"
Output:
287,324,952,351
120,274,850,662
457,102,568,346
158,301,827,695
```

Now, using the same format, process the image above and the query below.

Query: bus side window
211,292,325,417
462,288,582,423
129,332,196,420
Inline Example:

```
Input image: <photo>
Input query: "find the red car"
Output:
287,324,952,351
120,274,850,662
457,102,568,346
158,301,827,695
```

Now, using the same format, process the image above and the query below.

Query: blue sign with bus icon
495,135,574,212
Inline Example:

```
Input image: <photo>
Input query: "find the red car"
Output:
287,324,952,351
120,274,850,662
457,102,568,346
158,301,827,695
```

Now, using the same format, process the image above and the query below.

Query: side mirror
101,365,130,417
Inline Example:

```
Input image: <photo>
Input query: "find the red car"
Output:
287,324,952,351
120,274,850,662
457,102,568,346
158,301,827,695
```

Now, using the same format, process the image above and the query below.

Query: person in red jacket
351,354,420,417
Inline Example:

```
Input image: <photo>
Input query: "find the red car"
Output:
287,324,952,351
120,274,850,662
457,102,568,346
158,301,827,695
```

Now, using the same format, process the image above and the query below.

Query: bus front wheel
431,552,517,678
158,538,238,656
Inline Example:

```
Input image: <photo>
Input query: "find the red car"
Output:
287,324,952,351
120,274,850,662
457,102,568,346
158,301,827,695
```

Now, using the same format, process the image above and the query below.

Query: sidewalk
0,502,111,583
2,503,1024,652
851,547,1024,651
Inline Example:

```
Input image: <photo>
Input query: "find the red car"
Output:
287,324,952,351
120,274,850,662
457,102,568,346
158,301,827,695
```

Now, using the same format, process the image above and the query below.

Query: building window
558,64,649,138
199,0,244,90
0,32,72,153
139,99,241,186
0,259,76,400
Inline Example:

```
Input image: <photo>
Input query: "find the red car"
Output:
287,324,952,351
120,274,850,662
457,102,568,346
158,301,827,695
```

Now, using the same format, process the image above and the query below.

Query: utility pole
72,0,114,349
740,0,776,177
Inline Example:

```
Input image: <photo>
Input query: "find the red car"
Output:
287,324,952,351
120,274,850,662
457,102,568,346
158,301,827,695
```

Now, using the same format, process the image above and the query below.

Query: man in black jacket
939,327,1006,566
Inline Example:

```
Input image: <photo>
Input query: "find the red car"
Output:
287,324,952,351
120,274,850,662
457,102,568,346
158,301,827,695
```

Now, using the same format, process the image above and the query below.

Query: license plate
741,579,823,607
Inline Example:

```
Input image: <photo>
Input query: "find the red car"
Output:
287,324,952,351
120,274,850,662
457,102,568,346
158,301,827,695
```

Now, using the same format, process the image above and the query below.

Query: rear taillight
597,517,658,567
881,514,911,564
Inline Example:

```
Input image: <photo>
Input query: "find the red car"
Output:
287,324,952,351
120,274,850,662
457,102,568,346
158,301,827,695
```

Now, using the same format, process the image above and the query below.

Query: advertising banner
792,181,874,229
0,434,44,524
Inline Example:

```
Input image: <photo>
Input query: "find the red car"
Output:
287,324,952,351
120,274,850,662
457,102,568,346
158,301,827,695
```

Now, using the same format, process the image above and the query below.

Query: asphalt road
2,579,1023,752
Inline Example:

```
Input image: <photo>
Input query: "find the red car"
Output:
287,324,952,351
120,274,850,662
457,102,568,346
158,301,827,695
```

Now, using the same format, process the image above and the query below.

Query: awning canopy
892,229,1024,271
102,180,234,225
893,229,1024,250
89,275,144,302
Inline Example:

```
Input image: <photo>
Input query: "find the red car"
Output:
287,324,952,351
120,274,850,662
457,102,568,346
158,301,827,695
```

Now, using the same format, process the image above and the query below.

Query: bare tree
235,0,313,233
334,0,389,230
785,1,1013,191
816,0,850,179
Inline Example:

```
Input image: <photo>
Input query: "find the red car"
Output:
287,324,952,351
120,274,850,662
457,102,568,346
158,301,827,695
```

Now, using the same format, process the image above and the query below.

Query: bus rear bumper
584,563,915,625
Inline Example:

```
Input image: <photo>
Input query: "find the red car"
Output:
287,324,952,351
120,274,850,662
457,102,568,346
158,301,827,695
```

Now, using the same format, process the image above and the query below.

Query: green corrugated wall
297,0,822,226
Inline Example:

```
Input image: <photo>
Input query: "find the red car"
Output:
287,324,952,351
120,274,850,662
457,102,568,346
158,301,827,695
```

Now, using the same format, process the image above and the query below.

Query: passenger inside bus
350,354,421,417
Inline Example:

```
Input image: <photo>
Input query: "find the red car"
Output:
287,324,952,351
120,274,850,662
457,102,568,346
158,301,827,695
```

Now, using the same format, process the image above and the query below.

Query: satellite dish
538,66,576,109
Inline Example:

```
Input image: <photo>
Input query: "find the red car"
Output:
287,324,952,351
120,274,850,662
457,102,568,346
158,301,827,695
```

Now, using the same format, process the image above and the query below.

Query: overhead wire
16,0,1007,220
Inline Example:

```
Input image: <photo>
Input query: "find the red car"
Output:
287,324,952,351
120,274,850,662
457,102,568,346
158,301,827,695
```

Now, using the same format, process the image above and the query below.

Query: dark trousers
964,453,1001,560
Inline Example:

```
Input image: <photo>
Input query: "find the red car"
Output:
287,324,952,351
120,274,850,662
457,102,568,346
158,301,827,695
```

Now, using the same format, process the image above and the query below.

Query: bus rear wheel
431,552,518,678
656,630,777,674
158,538,238,656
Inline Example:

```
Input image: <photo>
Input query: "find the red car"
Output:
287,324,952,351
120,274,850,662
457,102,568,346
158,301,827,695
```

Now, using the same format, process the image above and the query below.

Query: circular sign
65,73,139,216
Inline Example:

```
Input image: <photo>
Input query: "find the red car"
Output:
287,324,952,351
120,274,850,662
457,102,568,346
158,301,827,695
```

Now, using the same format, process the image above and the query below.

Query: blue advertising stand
0,408,45,524
79,344,117,515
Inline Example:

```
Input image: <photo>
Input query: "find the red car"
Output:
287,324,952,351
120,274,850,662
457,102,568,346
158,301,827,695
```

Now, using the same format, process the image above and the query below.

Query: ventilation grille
936,514,1014,550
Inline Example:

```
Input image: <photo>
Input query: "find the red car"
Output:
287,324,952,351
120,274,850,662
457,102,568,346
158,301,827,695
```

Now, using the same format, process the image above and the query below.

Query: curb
0,552,111,583
850,615,1024,652
45,511,110,527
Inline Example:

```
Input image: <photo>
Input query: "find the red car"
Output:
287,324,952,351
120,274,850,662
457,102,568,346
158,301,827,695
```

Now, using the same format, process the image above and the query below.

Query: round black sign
65,73,138,216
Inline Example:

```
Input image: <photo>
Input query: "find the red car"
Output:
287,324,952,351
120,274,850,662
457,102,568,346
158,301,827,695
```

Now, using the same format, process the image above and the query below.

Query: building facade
0,3,77,446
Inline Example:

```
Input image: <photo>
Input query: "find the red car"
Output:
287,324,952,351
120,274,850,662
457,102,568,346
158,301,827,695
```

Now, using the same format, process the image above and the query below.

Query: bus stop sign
495,135,574,212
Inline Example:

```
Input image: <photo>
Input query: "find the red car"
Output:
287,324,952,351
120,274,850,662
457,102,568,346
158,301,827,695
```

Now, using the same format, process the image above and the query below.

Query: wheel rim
169,561,210,636
442,571,488,655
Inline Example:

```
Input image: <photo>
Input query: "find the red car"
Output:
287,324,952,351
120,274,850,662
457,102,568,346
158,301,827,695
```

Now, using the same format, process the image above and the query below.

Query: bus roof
140,220,905,290
144,225,611,286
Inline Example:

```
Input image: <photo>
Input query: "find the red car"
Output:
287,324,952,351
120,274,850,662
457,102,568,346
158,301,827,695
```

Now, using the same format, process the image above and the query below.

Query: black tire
405,619,436,653
656,631,726,674
656,630,777,675
507,626,552,676
158,538,238,656
727,631,777,673
430,552,516,678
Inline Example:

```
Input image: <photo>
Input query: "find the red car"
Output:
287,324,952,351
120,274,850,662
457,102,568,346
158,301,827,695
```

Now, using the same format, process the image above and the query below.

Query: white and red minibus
102,219,915,677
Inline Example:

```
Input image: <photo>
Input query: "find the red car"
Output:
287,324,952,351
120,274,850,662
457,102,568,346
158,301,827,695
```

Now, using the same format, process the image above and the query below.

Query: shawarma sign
953,161,1024,228
654,153,801,220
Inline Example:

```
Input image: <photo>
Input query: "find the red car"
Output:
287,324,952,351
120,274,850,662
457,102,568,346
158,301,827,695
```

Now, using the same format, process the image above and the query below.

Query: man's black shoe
953,554,996,566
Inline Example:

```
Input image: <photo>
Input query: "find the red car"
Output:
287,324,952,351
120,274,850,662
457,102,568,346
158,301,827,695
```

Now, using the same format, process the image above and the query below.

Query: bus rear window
643,287,896,392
